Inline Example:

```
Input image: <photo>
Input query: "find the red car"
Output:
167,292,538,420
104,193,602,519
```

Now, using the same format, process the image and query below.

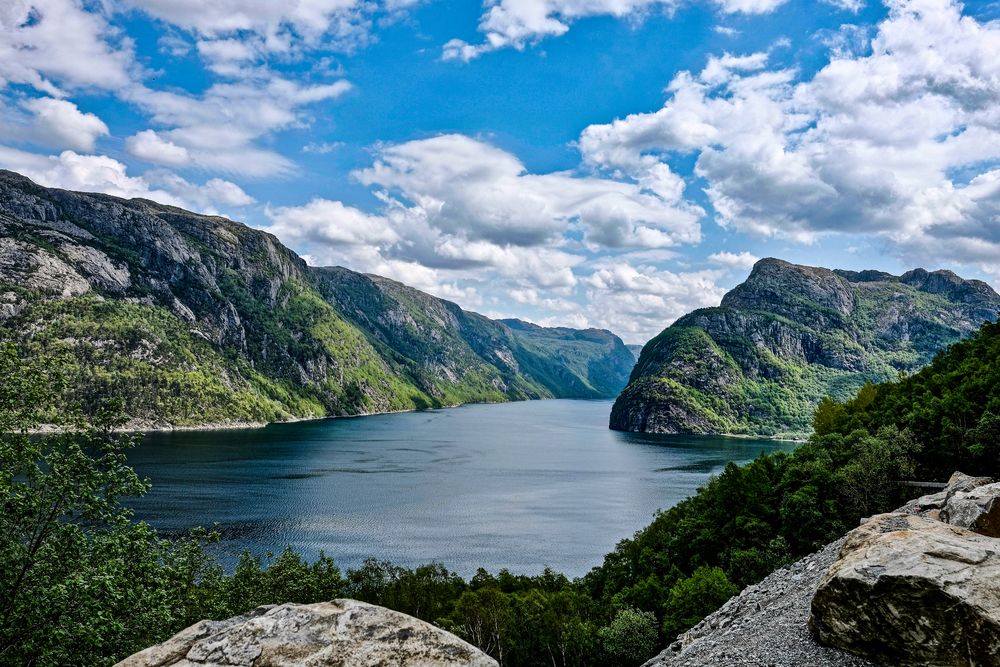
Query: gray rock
0,237,90,297
115,599,498,667
941,481,1000,537
809,512,1000,666
642,537,875,667
945,471,993,496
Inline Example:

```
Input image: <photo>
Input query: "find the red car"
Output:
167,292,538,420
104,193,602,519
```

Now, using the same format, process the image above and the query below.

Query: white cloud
708,250,760,268
125,77,352,176
0,0,133,95
22,98,109,151
0,146,181,203
583,261,727,339
442,0,787,61
355,134,702,249
578,0,1000,275
126,130,191,166
267,198,399,246
0,145,255,213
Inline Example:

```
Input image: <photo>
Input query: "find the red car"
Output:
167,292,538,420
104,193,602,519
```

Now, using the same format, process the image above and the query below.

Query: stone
945,471,993,496
941,481,1000,537
115,599,498,667
809,512,1000,667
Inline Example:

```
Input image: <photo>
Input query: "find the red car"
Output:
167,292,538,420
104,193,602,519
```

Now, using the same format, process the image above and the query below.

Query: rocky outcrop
612,258,1000,436
810,473,1000,666
810,513,1000,665
116,599,497,667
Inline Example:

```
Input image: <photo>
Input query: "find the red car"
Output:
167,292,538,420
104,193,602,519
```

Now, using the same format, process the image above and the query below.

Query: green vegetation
3,310,998,665
0,170,635,428
612,258,1000,437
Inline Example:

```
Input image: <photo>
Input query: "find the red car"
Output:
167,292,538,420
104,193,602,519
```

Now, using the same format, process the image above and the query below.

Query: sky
2,0,1000,343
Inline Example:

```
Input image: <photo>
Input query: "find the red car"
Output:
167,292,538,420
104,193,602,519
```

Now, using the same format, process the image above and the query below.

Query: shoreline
29,398,808,442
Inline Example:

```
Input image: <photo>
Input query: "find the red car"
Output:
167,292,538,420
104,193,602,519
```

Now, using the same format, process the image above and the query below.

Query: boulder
945,471,993,496
115,599,498,667
809,512,1000,666
941,482,1000,537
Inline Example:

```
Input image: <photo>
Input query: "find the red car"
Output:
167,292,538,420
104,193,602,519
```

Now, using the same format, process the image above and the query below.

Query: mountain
611,258,1000,437
0,170,632,427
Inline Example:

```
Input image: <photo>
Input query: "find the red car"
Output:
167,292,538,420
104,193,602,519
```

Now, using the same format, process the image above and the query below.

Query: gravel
642,537,878,667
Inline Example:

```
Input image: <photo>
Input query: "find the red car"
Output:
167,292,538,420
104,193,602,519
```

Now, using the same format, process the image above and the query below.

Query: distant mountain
0,170,632,427
611,258,1000,437
626,344,643,361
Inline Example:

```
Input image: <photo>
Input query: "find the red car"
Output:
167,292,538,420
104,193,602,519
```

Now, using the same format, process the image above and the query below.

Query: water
126,399,796,578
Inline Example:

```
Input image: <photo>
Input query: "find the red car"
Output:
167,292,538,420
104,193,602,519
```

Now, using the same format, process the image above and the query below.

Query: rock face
809,513,1000,666
612,258,1000,436
0,170,633,426
116,599,497,667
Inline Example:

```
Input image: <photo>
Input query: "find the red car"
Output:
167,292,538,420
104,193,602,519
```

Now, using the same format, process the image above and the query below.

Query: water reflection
126,400,796,577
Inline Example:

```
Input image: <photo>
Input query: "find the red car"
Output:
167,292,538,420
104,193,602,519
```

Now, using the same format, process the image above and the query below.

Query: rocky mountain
0,170,632,427
611,258,1000,437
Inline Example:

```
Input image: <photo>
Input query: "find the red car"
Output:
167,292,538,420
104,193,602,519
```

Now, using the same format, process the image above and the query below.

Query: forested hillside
0,170,632,427
612,258,1000,437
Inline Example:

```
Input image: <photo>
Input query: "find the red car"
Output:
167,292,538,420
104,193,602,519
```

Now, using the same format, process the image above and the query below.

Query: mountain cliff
0,170,632,427
611,258,1000,437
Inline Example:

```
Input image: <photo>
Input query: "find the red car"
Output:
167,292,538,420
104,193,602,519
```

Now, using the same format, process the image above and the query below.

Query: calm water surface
127,399,795,577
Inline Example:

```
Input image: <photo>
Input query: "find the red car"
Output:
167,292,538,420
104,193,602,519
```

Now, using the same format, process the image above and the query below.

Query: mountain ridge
611,257,1000,437
0,170,633,427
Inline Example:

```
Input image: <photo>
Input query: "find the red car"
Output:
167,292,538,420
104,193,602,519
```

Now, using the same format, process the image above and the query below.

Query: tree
599,607,658,666
451,587,513,665
836,426,920,518
660,567,737,640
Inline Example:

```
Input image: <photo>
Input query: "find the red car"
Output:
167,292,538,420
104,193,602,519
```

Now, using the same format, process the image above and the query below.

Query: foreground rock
641,537,875,667
941,480,1000,537
810,512,1000,666
115,599,497,667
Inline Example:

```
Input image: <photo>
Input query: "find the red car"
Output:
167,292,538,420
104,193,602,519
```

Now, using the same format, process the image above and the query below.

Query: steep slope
611,258,1000,437
0,171,631,427
498,319,636,397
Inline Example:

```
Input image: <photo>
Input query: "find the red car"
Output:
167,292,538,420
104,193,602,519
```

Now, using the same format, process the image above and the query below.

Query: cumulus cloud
0,145,255,213
22,98,109,151
126,130,191,166
583,261,727,339
579,0,1000,276
0,0,133,96
355,134,702,249
708,250,759,268
124,77,352,176
442,0,787,61
127,0,414,70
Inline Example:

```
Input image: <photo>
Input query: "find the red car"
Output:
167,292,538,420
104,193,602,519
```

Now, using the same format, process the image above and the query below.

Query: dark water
127,400,795,578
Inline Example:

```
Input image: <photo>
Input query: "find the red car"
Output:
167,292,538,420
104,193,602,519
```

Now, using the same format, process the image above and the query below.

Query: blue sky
2,0,1000,342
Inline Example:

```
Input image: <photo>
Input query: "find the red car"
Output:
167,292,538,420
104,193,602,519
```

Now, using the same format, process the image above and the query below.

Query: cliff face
0,170,632,427
611,258,1000,437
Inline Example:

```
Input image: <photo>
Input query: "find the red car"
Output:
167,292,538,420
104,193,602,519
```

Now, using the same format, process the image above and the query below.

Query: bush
599,607,658,666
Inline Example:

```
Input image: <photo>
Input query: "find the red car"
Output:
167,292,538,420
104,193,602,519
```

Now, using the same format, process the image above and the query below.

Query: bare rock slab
115,599,498,667
810,513,1000,666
